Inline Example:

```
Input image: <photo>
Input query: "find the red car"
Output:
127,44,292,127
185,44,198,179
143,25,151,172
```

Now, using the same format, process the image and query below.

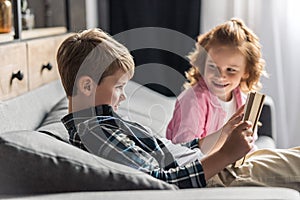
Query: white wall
85,0,98,28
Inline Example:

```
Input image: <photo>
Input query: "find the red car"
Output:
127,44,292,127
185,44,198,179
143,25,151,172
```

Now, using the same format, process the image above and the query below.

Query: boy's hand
220,120,253,165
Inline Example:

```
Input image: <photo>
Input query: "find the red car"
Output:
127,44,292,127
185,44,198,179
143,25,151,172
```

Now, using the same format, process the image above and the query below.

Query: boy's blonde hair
185,18,267,92
57,28,134,97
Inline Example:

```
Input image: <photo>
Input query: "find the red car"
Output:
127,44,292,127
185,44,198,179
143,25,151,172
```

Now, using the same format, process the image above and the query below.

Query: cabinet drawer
0,43,28,100
27,37,60,90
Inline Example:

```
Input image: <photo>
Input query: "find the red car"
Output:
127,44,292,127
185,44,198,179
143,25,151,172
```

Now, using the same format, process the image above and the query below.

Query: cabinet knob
41,62,53,71
10,70,24,84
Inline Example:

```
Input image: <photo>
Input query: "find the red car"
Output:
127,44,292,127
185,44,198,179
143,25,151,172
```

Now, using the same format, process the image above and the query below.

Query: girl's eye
227,68,237,73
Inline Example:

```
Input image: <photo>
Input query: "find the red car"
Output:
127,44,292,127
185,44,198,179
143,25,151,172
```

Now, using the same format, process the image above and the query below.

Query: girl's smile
204,46,248,101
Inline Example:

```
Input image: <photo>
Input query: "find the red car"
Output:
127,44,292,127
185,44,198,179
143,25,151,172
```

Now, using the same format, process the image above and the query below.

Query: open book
234,92,265,167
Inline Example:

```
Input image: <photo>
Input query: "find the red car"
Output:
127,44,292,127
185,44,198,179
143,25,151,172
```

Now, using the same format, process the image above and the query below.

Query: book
243,92,265,132
234,91,265,167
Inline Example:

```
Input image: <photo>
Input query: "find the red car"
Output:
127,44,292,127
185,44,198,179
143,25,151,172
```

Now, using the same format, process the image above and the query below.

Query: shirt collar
61,104,117,131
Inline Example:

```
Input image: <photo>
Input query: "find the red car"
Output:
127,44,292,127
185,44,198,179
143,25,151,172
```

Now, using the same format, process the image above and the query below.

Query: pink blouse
166,79,246,144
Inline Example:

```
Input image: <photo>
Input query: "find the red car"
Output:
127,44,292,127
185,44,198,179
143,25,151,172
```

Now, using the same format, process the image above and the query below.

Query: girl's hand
220,105,245,137
197,105,246,156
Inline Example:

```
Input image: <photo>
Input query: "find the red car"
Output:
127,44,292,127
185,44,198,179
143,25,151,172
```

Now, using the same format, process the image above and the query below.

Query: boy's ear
77,76,95,96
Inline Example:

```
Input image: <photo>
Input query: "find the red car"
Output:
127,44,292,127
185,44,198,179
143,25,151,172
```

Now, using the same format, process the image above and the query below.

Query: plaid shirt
62,105,206,188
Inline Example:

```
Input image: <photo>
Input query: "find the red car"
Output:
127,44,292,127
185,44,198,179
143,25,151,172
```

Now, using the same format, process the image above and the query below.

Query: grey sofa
0,80,299,200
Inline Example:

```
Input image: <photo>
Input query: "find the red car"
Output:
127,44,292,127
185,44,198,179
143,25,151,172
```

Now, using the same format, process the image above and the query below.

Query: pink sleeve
166,92,207,144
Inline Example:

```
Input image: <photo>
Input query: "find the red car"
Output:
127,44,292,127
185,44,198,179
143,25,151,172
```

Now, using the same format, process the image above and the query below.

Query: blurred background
23,0,300,148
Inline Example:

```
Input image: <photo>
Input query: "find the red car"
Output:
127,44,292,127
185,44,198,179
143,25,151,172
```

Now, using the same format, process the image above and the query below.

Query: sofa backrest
0,80,66,134
118,81,176,137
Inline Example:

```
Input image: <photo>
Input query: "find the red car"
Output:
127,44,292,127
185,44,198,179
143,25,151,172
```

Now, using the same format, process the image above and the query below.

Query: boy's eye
208,64,217,69
116,85,124,89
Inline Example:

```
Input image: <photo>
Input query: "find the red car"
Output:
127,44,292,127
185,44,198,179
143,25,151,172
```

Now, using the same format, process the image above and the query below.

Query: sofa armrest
1,187,299,200
257,95,277,148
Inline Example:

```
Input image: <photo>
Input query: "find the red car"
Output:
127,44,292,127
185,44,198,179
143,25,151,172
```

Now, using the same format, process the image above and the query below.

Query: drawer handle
41,63,53,71
10,70,24,84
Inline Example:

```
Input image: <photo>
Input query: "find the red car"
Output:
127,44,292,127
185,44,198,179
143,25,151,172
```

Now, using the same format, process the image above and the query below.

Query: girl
166,18,267,147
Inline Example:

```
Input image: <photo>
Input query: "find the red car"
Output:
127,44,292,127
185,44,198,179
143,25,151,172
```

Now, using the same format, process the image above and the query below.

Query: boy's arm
150,120,253,186
82,116,208,188
80,115,251,188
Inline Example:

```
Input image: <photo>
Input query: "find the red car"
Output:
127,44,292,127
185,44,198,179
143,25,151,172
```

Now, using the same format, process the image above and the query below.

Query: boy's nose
120,93,126,101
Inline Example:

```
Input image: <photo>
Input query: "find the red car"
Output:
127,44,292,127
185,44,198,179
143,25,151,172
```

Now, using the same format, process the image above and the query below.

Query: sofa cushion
0,131,177,195
37,97,69,143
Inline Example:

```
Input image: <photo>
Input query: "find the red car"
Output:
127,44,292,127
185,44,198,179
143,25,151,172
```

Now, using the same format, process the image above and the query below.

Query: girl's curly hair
185,18,268,93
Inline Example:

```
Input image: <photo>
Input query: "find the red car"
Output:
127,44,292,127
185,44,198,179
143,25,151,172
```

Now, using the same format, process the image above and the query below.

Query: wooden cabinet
0,0,83,100
27,35,66,90
0,33,71,100
0,42,28,99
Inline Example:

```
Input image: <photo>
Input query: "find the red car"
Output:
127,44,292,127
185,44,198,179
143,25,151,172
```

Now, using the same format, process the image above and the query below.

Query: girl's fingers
234,104,245,117
228,105,245,122
235,120,252,133
246,135,254,143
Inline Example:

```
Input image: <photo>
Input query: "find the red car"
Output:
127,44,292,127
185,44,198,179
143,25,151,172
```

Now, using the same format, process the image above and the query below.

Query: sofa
0,80,299,200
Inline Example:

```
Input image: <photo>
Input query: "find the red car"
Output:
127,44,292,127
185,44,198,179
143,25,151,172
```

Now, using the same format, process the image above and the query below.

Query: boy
57,28,300,190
